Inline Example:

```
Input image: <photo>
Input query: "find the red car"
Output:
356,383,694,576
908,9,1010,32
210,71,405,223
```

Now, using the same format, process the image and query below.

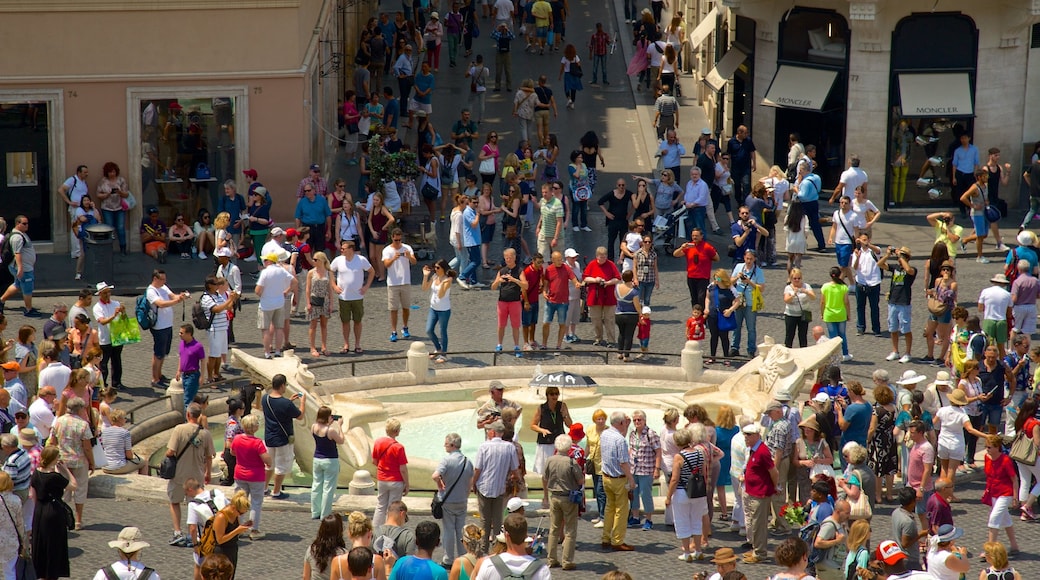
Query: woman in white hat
932,384,987,499
93,526,158,580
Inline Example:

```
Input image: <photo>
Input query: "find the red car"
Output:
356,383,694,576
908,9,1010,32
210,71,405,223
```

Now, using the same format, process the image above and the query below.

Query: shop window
779,10,848,67
139,97,237,225
0,102,52,242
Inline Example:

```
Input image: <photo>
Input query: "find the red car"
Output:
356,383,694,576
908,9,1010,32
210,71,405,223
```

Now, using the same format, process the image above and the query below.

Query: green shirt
821,281,849,323
540,197,564,240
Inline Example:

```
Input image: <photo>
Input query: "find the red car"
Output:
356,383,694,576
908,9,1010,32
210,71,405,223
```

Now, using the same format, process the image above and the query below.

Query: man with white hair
472,420,520,552
741,423,777,564
682,167,710,237
599,411,635,551
432,432,474,567
543,434,583,570
1010,259,1038,337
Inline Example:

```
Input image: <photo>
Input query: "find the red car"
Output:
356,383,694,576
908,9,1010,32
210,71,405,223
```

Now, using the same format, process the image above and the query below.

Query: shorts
565,298,581,325
835,243,853,267
981,403,1003,429
151,326,173,358
887,303,912,334
988,495,1013,529
982,319,1008,345
937,442,965,462
928,308,953,324
339,298,365,323
408,98,432,115
260,307,285,328
480,222,496,245
536,25,548,38
387,285,412,311
915,490,933,515
1013,304,1037,334
497,300,522,329
522,302,539,326
544,301,568,323
552,20,564,34
972,215,989,237
167,477,187,504
268,444,296,475
7,266,34,295
207,328,229,357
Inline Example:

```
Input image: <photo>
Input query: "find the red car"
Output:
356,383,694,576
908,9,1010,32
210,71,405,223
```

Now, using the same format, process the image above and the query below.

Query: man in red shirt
741,423,778,564
522,253,545,350
672,227,718,308
542,251,580,352
582,246,621,346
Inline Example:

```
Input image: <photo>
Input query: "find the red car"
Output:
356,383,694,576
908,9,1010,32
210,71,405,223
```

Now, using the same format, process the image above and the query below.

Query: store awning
761,65,839,111
898,73,974,117
688,7,718,51
702,47,747,92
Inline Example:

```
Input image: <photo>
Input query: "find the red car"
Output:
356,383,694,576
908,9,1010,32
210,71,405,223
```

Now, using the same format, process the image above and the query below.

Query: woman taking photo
614,270,642,362
306,252,335,357
422,260,456,364
782,267,815,348
367,193,396,282
665,426,708,562
303,513,347,580
229,414,271,541
924,259,957,363
95,161,131,255
820,266,852,361
926,525,971,580
31,446,76,580
704,269,738,365
310,406,345,520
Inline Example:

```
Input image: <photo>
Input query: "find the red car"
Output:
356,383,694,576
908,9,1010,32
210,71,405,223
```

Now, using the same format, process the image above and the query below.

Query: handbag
714,286,737,332
59,498,75,531
159,424,203,479
1010,431,1037,466
347,122,360,135
120,191,138,212
110,313,142,347
195,163,212,180
927,295,949,316
0,494,27,561
570,61,583,78
847,470,872,520
681,447,708,499
479,157,496,174
309,295,326,308
421,182,440,201
431,457,469,519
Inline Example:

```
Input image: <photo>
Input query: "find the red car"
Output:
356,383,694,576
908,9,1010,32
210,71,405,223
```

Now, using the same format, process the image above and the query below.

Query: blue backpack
136,294,156,330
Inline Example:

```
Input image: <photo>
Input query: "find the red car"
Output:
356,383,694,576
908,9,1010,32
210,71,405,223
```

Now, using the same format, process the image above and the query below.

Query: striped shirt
200,293,230,332
655,94,678,117
599,426,630,477
100,426,133,469
2,448,31,490
474,436,519,498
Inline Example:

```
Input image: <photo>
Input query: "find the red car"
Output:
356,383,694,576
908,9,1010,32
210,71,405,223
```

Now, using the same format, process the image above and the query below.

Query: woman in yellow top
820,266,851,361
585,408,608,527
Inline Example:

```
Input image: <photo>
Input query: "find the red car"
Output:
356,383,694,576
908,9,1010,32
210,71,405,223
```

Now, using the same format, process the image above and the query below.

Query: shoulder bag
681,447,708,499
0,493,28,561
1010,429,1037,466
713,286,737,332
159,424,202,480
847,470,872,520
431,457,469,519
265,395,295,445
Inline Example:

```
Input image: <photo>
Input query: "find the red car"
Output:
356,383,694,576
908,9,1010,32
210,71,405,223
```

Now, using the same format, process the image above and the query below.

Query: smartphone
331,414,342,421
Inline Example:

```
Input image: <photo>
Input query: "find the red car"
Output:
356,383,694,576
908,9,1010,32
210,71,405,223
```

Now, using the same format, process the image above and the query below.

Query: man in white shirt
852,233,883,336
828,196,866,286
92,282,125,389
474,513,550,580
28,386,56,441
35,350,69,408
381,228,417,343
146,270,191,388
618,220,644,273
830,154,868,203
493,0,514,29
330,240,374,353
255,252,297,359
58,165,90,260
683,167,710,238
184,477,228,572
977,274,1013,357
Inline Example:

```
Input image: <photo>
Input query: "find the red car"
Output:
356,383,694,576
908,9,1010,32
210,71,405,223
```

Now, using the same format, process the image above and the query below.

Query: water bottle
191,245,198,258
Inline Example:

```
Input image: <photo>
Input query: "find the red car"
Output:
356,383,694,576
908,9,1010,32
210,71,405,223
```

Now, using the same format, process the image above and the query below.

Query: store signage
762,65,839,111
898,73,974,117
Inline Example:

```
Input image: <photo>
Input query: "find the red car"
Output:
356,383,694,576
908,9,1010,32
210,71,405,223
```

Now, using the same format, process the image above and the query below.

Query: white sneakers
899,354,912,363
886,351,899,361
887,352,912,363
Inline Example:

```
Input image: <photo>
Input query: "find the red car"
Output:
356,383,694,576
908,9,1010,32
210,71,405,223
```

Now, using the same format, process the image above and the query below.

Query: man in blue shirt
409,62,435,128
387,522,449,580
950,133,979,217
658,129,686,184
836,381,872,454
294,184,332,258
382,86,400,130
393,45,415,108
458,197,483,288
794,163,827,252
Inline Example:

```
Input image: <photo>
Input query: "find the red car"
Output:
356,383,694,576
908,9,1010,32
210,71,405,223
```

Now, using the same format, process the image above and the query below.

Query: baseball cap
488,380,505,391
146,206,159,214
1,362,19,372
262,253,280,263
270,227,285,237
214,247,234,258
243,168,258,179
765,400,783,412
506,497,529,513
563,248,578,258
875,540,908,565
641,306,651,315
813,392,831,404
309,163,320,172
741,424,760,435
285,228,299,238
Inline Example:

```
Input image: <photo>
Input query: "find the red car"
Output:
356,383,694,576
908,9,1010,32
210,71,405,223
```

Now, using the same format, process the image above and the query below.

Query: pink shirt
231,434,268,482
906,440,935,491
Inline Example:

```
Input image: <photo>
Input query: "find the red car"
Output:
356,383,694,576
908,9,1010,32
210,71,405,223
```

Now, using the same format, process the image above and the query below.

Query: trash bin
84,224,115,284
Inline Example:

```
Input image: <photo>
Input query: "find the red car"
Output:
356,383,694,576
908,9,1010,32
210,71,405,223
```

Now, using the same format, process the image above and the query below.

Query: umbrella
529,371,597,388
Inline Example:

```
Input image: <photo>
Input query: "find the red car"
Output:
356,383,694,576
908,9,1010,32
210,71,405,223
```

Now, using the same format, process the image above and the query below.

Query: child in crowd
98,386,118,432
462,174,480,198
637,306,652,358
686,304,705,343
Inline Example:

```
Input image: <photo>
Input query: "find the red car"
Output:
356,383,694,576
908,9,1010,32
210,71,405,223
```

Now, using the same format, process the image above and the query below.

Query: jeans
460,245,481,283
235,479,266,531
630,474,654,516
685,206,707,237
733,308,757,355
102,209,127,250
605,220,626,262
1023,197,1040,228
825,320,849,356
447,33,461,66
181,371,200,411
100,344,123,387
426,308,451,352
440,501,468,563
592,54,608,83
616,313,638,356
783,314,809,348
453,245,468,275
638,282,654,306
310,457,340,518
547,496,579,565
373,479,406,528
397,76,414,104
571,200,588,229
601,476,630,546
623,0,638,20
591,473,606,518
802,200,827,250
855,283,882,334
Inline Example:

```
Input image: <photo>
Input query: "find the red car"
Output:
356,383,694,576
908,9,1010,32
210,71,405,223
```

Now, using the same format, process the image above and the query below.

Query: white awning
898,73,974,117
702,47,747,92
761,65,839,111
688,7,718,51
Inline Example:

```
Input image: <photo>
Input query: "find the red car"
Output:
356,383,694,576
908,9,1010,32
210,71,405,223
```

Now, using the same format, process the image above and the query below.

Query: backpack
440,154,455,181
194,504,227,558
965,331,990,361
846,546,868,580
135,294,157,331
0,231,23,266
1004,248,1019,286
800,518,824,572
489,555,546,580
192,293,215,331
101,565,155,580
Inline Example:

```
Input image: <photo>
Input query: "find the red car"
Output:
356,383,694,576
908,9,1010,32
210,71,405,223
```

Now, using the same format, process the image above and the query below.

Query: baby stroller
652,205,687,253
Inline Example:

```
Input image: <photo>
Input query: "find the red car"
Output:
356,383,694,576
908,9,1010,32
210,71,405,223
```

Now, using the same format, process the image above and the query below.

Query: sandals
339,346,351,354
354,347,364,354
310,349,321,357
